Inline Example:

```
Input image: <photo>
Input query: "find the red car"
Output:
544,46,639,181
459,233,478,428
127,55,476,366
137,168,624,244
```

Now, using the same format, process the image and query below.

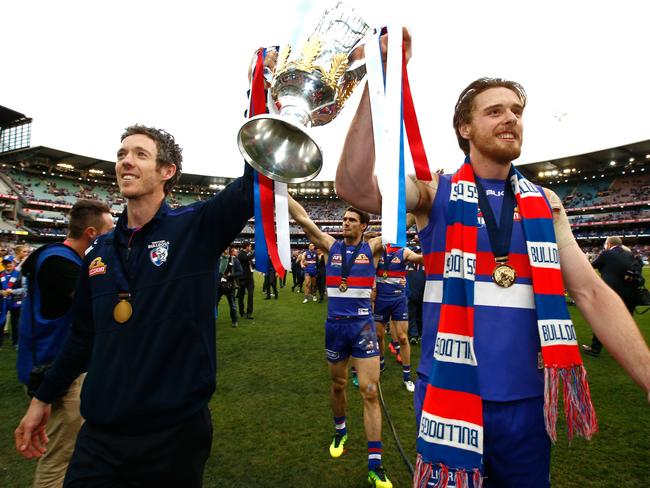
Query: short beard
484,143,521,165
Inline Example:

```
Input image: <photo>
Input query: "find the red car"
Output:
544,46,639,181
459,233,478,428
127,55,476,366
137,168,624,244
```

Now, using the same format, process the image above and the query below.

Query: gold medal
492,262,516,288
113,293,132,324
338,282,348,292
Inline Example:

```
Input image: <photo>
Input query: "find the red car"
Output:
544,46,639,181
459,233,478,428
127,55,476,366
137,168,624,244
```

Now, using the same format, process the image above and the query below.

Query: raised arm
335,28,436,227
288,195,335,253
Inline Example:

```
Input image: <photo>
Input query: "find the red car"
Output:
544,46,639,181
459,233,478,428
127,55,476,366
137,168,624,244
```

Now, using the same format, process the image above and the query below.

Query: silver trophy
238,2,371,183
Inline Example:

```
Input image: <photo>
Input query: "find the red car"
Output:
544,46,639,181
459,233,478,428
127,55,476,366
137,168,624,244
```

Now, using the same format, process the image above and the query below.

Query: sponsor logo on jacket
89,257,107,277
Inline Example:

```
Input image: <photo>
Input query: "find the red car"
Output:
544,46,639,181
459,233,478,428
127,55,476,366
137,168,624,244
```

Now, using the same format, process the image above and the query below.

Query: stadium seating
1,164,649,261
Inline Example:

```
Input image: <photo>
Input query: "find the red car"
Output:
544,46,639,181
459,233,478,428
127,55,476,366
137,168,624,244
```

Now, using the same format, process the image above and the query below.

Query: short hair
121,124,183,195
453,77,527,155
345,206,370,226
241,241,251,249
606,236,622,247
68,199,112,239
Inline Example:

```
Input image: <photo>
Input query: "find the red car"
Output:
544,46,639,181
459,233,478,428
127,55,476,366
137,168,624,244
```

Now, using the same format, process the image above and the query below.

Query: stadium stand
1,104,649,259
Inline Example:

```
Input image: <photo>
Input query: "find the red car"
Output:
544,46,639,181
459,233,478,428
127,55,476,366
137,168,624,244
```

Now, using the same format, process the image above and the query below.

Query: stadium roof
0,105,31,128
519,139,650,182
2,140,650,189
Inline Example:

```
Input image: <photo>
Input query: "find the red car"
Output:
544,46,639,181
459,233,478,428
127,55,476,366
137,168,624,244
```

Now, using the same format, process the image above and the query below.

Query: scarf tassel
544,365,598,443
413,456,483,488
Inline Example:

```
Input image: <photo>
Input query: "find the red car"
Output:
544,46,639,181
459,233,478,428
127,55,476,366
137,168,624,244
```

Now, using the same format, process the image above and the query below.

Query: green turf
1,274,649,487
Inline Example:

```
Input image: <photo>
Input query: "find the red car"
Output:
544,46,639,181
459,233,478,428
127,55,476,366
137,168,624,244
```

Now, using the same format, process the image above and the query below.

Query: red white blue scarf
414,159,597,488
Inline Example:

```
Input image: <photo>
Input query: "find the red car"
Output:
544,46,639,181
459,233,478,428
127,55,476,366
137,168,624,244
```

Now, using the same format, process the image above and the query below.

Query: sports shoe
395,353,402,365
329,433,348,458
581,345,600,357
368,465,392,488
302,298,309,304
403,380,415,392
388,342,397,355
231,322,238,328
313,295,317,302
352,372,359,388
409,336,419,345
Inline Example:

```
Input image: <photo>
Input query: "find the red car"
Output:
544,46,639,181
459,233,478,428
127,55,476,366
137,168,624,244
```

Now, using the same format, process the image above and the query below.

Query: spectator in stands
15,199,113,488
14,125,254,487
336,42,650,485
583,236,641,357
237,242,255,320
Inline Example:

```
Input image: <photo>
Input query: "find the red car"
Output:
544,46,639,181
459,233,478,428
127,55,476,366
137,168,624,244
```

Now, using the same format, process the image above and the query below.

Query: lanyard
340,240,364,283
474,166,516,262
381,247,397,271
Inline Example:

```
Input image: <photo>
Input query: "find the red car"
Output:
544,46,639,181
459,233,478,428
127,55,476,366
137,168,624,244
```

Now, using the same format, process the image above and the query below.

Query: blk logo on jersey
88,257,107,277
148,240,170,267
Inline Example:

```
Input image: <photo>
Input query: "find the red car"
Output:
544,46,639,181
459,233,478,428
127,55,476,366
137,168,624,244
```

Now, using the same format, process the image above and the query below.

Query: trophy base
238,114,323,184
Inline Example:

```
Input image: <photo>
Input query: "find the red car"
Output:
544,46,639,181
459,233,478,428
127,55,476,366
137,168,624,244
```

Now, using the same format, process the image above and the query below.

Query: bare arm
288,195,335,252
403,247,424,265
335,28,433,222
561,243,650,397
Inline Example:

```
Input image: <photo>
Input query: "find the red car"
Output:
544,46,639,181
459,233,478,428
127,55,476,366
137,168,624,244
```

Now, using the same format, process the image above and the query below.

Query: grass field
1,273,649,487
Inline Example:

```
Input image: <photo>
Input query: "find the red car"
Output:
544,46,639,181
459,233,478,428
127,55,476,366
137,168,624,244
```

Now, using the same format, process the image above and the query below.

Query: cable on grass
378,380,414,476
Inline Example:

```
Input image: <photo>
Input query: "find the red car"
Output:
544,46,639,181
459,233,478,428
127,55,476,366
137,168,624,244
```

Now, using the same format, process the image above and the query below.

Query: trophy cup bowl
238,2,370,183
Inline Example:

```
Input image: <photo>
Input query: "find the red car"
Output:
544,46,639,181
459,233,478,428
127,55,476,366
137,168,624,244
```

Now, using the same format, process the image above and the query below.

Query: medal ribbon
401,44,431,182
381,246,396,273
111,227,135,322
340,240,364,285
474,164,516,261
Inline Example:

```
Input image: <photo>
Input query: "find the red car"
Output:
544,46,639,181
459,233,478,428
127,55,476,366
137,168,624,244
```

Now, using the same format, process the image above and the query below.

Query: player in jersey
288,195,392,488
336,30,650,485
300,242,318,303
374,243,423,392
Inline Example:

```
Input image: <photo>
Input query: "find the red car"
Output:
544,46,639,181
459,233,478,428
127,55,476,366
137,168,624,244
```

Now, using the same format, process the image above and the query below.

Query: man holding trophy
335,28,650,488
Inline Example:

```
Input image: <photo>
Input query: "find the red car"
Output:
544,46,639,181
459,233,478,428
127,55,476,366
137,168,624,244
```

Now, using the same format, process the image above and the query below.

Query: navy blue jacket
37,165,254,433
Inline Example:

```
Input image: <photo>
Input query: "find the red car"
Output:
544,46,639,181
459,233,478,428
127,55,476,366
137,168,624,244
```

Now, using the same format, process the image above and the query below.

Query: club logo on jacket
88,257,107,277
148,240,170,267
